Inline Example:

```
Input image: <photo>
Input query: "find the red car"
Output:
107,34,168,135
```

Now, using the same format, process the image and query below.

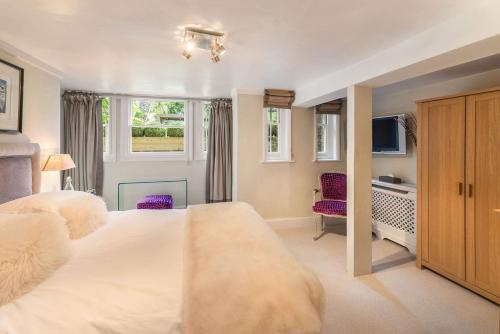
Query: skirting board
266,216,315,230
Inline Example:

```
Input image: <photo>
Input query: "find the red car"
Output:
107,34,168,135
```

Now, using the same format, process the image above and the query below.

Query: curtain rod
63,90,229,101
103,92,220,101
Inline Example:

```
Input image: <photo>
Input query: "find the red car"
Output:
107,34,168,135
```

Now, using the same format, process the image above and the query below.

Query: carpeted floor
270,220,500,334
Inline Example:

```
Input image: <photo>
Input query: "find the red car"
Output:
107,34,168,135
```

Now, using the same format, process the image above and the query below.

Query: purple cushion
137,195,173,210
321,173,346,201
312,200,347,216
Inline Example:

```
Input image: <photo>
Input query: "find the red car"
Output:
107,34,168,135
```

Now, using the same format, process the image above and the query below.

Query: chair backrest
320,172,347,201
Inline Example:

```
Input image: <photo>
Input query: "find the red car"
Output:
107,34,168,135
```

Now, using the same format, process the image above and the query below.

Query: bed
0,141,325,334
0,209,186,333
0,140,40,203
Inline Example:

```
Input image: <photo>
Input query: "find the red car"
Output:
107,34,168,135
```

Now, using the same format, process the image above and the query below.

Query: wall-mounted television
372,114,406,155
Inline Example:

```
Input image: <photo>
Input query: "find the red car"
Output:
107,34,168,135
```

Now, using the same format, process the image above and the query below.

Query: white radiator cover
371,180,416,254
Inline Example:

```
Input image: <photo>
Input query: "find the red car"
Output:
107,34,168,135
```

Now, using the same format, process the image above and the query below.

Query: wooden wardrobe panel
465,96,476,284
417,103,429,265
426,97,466,280
468,91,500,297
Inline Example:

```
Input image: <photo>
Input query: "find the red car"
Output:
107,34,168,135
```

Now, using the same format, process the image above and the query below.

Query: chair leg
314,215,319,238
313,215,326,241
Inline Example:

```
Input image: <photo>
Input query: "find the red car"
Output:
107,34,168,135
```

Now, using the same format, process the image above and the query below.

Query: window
316,114,327,154
202,102,211,154
127,99,187,157
112,97,210,161
193,101,211,160
263,107,291,162
102,96,115,162
102,97,110,153
315,113,341,161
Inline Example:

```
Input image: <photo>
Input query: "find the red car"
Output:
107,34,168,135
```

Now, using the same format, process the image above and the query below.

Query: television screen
372,116,404,153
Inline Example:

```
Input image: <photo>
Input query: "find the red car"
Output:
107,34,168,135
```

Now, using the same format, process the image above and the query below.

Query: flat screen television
372,115,406,154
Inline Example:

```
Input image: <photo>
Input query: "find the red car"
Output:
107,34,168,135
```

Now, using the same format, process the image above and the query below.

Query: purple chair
137,195,173,210
312,172,347,240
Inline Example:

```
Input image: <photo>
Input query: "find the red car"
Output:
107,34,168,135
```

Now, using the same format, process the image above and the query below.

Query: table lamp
42,154,76,190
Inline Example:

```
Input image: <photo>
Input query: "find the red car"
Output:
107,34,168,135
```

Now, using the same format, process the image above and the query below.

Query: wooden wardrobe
417,87,500,304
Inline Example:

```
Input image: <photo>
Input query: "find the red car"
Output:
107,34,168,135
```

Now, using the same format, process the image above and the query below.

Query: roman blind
314,99,343,114
264,89,295,109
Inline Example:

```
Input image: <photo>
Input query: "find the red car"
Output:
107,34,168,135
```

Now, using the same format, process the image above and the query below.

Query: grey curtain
206,99,232,203
62,92,103,195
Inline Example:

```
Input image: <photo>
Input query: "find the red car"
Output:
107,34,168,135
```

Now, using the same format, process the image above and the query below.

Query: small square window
315,113,341,161
264,107,291,162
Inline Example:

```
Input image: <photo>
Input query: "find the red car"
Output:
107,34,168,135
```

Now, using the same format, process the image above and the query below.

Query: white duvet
0,210,186,334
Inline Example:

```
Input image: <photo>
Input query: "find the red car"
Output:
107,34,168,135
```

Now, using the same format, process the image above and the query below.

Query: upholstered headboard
0,142,41,204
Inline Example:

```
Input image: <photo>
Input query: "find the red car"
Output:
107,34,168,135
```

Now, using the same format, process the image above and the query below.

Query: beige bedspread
183,202,325,334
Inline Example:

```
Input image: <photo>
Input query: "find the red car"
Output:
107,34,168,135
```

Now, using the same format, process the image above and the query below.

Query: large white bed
0,141,324,334
0,209,186,333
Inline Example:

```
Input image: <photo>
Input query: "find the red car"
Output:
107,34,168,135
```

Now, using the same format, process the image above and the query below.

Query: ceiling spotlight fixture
210,53,221,64
182,27,226,63
213,39,226,56
182,50,192,60
185,41,195,52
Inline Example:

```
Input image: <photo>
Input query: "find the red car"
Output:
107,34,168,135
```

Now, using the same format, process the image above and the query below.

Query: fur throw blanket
183,202,325,334
0,212,71,306
0,191,107,239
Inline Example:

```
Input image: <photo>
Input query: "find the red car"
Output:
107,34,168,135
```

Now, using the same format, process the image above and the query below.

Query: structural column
346,85,373,277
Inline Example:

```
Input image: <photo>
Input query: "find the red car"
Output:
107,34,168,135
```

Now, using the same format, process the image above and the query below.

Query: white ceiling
374,53,500,97
0,0,492,98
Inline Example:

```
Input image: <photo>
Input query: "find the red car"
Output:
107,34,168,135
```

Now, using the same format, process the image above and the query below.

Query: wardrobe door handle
468,184,473,198
458,182,463,196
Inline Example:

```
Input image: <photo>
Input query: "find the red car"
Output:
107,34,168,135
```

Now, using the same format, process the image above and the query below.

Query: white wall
235,94,346,219
372,68,500,184
0,50,61,191
102,97,206,210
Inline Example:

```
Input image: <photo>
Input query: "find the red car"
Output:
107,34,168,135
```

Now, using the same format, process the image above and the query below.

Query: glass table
117,178,188,211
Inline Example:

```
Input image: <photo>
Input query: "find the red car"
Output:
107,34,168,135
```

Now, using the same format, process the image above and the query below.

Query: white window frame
194,101,211,160
119,97,191,162
102,96,116,162
315,112,341,161
263,107,291,162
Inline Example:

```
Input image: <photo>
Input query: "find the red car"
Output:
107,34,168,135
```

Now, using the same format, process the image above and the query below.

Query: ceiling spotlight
181,27,226,63
182,50,192,60
213,39,226,56
185,40,195,52
210,54,221,63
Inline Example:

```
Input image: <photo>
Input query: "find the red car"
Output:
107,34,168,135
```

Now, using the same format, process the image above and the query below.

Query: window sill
119,152,189,162
261,160,296,164
314,159,342,162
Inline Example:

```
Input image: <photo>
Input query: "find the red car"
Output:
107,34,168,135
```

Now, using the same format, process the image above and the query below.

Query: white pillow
0,191,108,239
0,212,71,306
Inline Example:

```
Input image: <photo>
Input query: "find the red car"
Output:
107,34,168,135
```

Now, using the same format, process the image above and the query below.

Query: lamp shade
42,154,76,171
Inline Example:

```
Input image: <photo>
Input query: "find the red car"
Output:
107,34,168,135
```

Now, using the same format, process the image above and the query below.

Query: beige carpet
270,220,499,334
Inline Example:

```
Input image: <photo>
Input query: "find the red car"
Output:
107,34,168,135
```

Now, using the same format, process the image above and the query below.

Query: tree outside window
102,97,110,153
130,100,186,152
267,107,280,153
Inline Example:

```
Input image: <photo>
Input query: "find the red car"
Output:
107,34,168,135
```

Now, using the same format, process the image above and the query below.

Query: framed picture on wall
0,59,24,132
